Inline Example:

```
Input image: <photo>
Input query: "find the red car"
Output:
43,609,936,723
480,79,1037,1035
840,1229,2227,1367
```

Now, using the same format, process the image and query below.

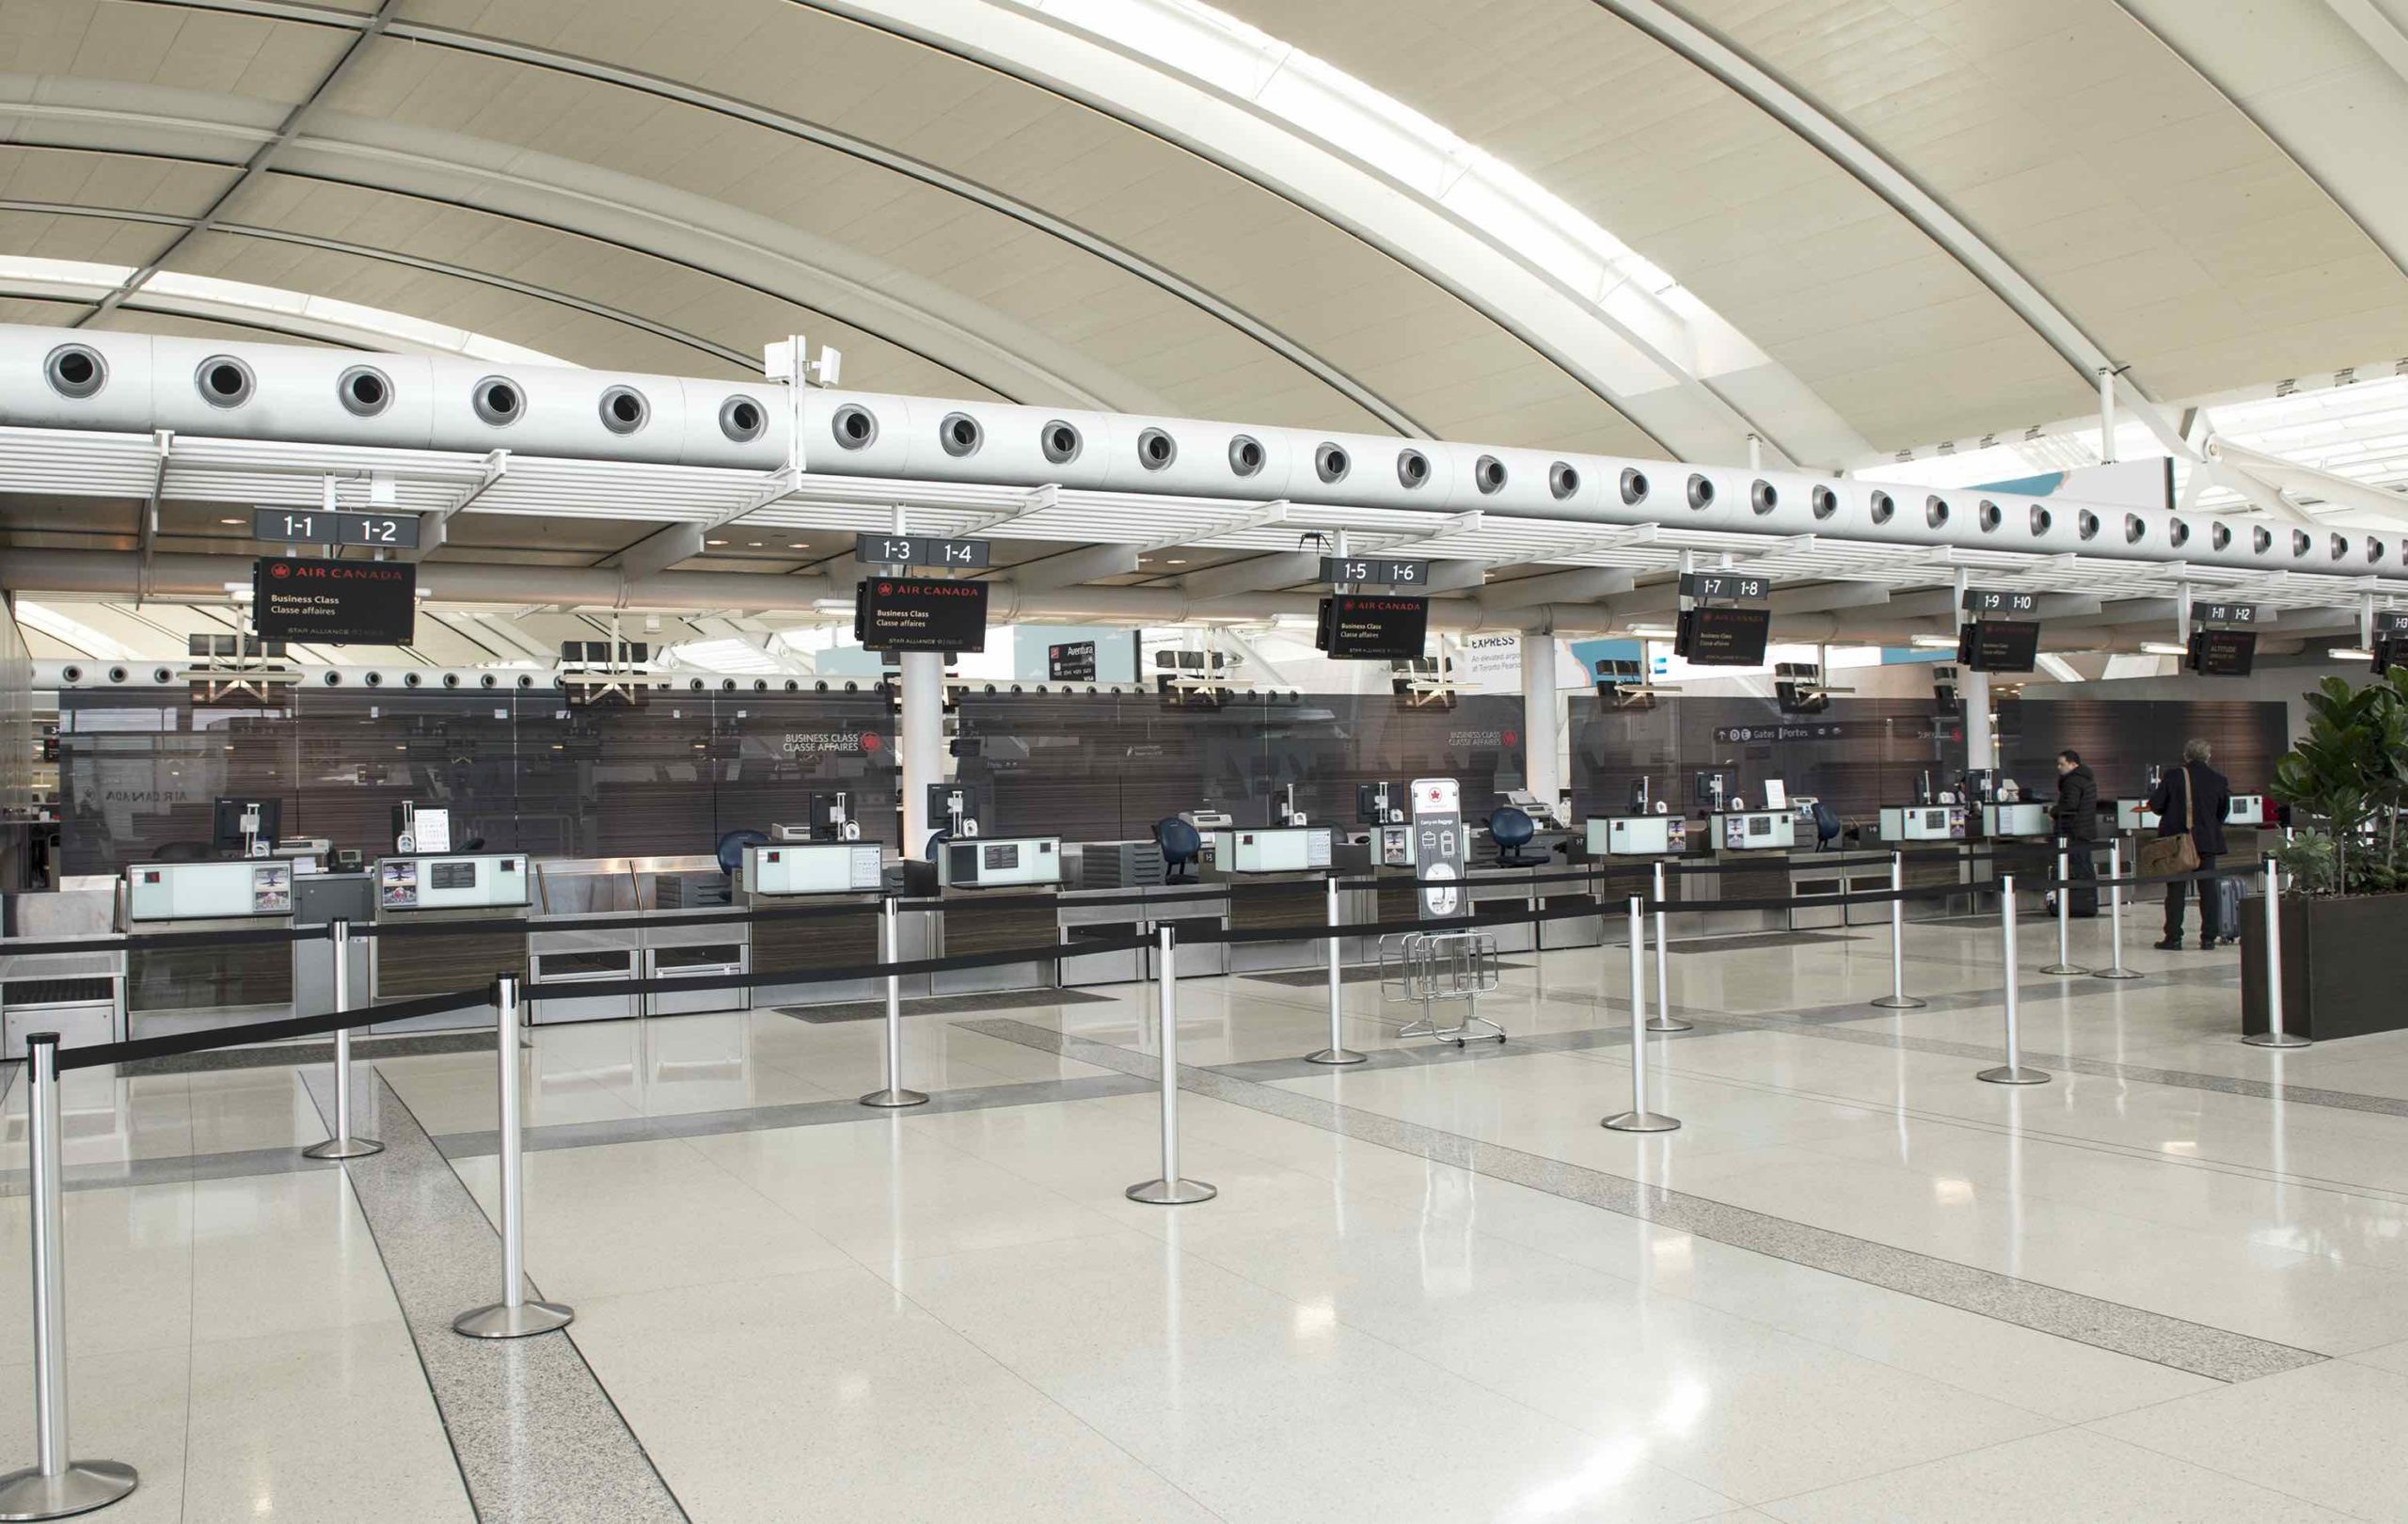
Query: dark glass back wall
57,690,897,874
1569,695,1961,819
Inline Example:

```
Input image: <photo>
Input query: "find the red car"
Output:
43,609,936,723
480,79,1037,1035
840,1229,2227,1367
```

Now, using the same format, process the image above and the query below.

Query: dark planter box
2241,893,2408,1040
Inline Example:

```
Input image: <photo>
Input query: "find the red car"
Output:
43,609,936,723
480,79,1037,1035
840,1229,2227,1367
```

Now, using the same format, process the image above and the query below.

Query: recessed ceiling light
705,538,728,547
747,541,763,548
788,542,810,549
218,517,243,526
1166,558,1188,565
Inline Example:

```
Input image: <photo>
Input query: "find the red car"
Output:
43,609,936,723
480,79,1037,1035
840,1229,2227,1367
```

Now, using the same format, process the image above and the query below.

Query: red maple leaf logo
269,563,291,579
859,733,880,753
878,582,893,595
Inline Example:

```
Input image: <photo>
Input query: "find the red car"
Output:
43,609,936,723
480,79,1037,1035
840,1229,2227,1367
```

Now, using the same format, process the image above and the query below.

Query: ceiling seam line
71,0,407,328
2105,0,2408,284
1584,0,2188,459
94,0,1433,438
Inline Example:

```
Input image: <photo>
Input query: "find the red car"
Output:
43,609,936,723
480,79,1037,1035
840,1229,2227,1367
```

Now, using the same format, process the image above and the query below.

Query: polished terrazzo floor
1,915,2401,1521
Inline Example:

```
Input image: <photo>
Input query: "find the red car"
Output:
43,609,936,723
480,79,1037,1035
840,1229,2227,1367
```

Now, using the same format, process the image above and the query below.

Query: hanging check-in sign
852,533,990,569
1678,571,1769,603
1961,588,2039,615
2193,601,2263,626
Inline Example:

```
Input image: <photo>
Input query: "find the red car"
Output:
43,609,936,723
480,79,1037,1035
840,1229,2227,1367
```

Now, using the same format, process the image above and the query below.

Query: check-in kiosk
933,837,1062,995
2226,793,2266,826
944,837,1062,889
371,853,531,1031
123,860,298,1040
1878,805,1968,842
2115,799,2151,833
1981,802,2052,838
1210,825,1335,975
1213,827,1333,875
735,842,894,1012
1713,812,1796,851
1586,816,1688,856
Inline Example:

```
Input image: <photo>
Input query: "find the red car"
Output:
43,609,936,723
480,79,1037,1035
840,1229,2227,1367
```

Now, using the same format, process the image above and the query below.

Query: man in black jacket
2051,751,2099,916
2145,738,2231,948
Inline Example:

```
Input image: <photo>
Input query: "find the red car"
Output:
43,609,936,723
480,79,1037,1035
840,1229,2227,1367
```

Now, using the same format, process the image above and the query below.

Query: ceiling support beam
1478,566,1638,611
609,523,707,583
1180,551,1320,601
1770,582,1890,615
998,542,1142,595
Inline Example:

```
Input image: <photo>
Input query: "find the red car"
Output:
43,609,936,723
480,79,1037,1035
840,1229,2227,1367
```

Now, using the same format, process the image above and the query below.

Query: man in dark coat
2145,738,2231,948
2051,750,2099,916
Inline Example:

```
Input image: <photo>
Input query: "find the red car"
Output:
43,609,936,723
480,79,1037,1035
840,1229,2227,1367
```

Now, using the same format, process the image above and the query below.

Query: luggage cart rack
1379,930,1505,1047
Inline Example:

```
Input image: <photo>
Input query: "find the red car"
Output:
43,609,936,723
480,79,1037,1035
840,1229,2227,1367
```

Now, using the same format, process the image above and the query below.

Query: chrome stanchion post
2243,857,2309,1049
0,1034,137,1521
453,976,573,1338
303,919,381,1160
1605,895,1680,1133
2095,840,2142,980
1977,876,2050,1085
2041,838,2088,975
862,897,929,1106
1129,927,1215,1204
1646,860,1690,1033
1307,875,1365,1065
1871,850,1924,1009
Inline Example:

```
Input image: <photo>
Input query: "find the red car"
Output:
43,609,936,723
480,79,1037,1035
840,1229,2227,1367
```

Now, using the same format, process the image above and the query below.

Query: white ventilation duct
0,325,2378,579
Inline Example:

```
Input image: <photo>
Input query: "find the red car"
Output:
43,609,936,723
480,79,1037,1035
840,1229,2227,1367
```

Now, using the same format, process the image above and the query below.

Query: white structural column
1519,634,1563,810
1963,667,1994,774
900,651,943,855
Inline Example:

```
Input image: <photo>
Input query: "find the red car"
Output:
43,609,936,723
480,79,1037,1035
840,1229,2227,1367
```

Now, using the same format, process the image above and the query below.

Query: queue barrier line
53,986,492,1073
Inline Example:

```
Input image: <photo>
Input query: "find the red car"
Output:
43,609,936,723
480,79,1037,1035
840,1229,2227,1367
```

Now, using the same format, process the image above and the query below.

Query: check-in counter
739,844,915,1009
0,885,124,1057
370,852,531,1032
933,886,1059,994
124,859,299,1040
528,859,642,1024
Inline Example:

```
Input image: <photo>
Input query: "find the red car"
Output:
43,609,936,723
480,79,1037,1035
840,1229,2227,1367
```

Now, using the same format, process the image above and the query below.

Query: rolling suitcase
2213,875,2243,943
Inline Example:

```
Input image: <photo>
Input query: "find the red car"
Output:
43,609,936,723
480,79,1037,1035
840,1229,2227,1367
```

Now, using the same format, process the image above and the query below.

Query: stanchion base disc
1304,1048,1367,1066
1642,1018,1694,1034
2242,1032,2313,1049
1125,1178,1216,1206
2091,968,2146,981
859,1088,930,1108
2039,964,2091,976
1976,1066,2051,1086
1602,1110,1681,1133
452,1299,574,1340
1868,995,1926,1009
301,1135,384,1160
0,1459,138,1520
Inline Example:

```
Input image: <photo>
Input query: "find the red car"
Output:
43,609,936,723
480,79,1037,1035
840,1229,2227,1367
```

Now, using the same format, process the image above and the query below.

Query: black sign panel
251,558,417,645
2375,635,2408,675
1713,722,1858,744
1962,588,2038,615
1319,557,1428,588
853,533,991,569
1959,619,2039,673
250,507,421,549
1047,641,1097,682
2188,627,2257,676
1674,605,1771,665
1679,571,1769,603
2194,601,2261,627
854,577,989,652
2377,611,2408,634
1315,595,1429,659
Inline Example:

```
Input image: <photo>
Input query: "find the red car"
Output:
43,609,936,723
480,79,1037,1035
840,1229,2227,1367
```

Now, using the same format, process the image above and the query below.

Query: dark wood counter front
374,926,527,1001
940,894,1059,957
1222,877,1325,933
751,901,879,976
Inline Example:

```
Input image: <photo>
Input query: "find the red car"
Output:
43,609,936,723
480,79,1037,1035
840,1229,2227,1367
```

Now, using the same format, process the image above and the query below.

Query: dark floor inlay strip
777,987,1115,1023
961,1018,2325,1386
124,1029,495,1075
299,1067,689,1522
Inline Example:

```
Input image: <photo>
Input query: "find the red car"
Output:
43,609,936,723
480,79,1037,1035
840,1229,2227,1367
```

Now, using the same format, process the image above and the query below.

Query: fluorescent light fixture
2139,641,2189,656
1909,634,1958,649
2330,646,2376,661
1625,622,1676,637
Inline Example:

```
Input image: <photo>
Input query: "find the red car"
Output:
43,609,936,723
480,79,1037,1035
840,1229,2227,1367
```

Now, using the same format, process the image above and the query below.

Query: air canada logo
878,582,893,595
860,733,881,753
269,562,291,579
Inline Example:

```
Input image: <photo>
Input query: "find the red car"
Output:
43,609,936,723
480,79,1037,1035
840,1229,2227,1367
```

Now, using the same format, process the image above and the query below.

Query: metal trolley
1379,929,1505,1047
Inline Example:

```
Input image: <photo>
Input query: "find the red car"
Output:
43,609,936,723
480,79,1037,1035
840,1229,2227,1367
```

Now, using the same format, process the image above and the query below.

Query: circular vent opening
2333,532,2352,561
1925,496,1950,529
1686,473,1715,510
44,344,106,400
1978,500,2002,532
2292,529,2314,557
1620,468,1649,505
198,357,255,408
2125,514,2147,545
1041,421,1082,465
1397,450,1430,488
1870,491,1895,525
1549,461,1579,500
939,412,983,458
1473,455,1508,494
2211,523,2232,551
402,672,422,688
1315,443,1350,484
1751,480,1778,516
831,405,877,450
2372,539,2388,564
1811,484,1837,520
2253,527,2273,554
719,395,765,443
442,673,462,689
106,666,127,684
1137,428,1176,470
2078,510,2099,541
598,386,648,436
2030,505,2052,535
2169,518,2190,548
338,366,391,418
1229,435,1264,476
364,671,384,688
473,377,521,426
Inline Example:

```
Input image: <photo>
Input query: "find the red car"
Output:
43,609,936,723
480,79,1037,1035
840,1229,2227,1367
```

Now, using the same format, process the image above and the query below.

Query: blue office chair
715,828,769,880
1488,805,1545,867
1154,817,1202,884
1812,802,1843,852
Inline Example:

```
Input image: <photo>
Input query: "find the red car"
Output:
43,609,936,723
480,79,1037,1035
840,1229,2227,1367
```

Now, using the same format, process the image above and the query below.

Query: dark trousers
2066,844,2099,916
2164,851,2221,941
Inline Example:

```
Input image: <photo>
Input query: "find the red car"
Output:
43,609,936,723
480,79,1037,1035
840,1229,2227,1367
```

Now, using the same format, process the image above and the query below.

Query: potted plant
2244,672,2408,1038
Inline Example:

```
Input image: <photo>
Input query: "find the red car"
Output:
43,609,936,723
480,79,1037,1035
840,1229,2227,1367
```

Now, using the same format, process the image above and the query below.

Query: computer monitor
805,792,848,840
1692,770,1733,807
212,798,280,852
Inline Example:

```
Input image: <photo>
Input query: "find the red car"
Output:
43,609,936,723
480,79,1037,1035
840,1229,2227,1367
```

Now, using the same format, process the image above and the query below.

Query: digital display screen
1315,595,1429,659
1675,606,1771,666
2189,628,2257,676
430,861,476,890
1960,620,2039,674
